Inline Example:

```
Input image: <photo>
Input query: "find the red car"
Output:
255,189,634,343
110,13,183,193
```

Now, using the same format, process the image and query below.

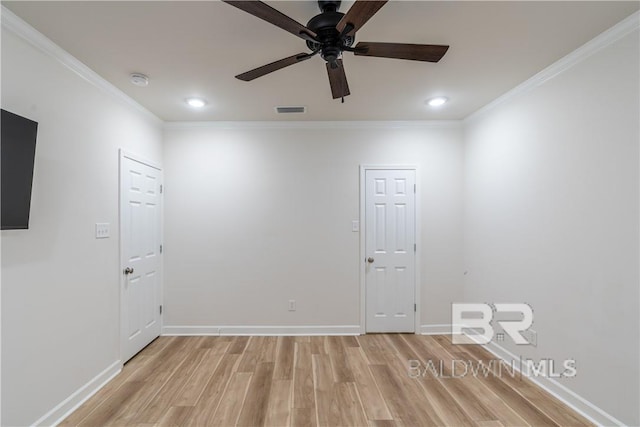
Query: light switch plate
95,223,110,239
352,220,360,232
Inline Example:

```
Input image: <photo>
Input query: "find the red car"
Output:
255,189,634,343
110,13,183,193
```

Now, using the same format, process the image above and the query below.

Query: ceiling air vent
276,106,306,114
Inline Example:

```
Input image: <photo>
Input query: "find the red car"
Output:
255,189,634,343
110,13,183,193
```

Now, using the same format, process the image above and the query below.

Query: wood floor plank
341,336,360,348
237,336,264,373
293,342,316,413
236,361,275,426
475,421,505,427
344,346,393,421
312,354,341,427
335,382,369,426
210,372,252,426
292,408,315,427
127,336,191,383
274,336,295,380
170,341,229,406
198,336,232,348
382,351,460,426
238,336,278,373
260,336,278,363
384,334,421,361
139,336,174,356
357,334,393,365
369,363,439,427
311,336,327,355
327,336,355,383
157,406,194,427
76,381,145,427
184,353,241,426
133,348,209,423
227,336,250,354
105,338,204,426
265,379,293,427
368,420,397,427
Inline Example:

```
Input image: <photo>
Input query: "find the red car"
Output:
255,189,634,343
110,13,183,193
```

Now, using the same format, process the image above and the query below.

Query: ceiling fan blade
326,59,350,100
354,42,449,62
336,1,388,36
223,1,317,41
236,53,312,81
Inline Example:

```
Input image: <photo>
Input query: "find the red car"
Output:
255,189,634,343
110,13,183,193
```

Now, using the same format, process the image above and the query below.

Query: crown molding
465,10,640,123
163,120,463,131
1,6,162,125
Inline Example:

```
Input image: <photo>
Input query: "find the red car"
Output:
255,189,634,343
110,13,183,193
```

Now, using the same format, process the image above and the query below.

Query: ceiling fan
223,0,449,101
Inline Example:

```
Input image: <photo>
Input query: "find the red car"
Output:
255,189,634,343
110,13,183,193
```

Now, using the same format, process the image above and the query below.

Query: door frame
119,149,163,363
359,165,421,334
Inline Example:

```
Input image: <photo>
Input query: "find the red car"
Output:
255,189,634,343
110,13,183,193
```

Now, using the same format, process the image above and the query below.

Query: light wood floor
60,334,592,426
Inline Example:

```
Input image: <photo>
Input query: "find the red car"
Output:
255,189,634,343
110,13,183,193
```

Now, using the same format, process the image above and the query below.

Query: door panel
121,154,162,362
365,169,416,333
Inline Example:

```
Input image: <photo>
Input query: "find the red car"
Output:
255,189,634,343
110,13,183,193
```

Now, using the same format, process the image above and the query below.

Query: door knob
124,267,134,275
367,257,375,263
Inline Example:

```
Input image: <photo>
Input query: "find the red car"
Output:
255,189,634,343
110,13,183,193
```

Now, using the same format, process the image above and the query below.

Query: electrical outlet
351,220,360,232
288,299,296,311
95,223,110,239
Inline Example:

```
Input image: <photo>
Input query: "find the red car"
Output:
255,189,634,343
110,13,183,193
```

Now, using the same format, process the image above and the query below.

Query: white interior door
365,169,416,333
120,152,162,363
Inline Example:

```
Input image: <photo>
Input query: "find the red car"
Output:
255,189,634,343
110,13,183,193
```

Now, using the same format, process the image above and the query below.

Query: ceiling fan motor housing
306,9,354,63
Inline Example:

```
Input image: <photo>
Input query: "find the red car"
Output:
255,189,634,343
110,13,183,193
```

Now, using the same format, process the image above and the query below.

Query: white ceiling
3,1,638,121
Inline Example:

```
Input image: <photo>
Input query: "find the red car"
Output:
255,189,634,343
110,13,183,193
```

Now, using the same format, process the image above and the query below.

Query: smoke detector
130,73,149,87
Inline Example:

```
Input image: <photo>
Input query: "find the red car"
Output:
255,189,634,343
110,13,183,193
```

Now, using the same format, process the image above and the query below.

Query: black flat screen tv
1,109,38,230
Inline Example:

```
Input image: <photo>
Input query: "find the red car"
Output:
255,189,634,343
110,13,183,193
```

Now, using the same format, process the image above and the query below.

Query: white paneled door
120,152,162,363
365,169,416,332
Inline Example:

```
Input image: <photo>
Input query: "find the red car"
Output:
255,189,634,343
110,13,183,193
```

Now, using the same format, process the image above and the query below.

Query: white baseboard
32,360,122,427
162,325,362,336
420,323,467,335
420,324,624,427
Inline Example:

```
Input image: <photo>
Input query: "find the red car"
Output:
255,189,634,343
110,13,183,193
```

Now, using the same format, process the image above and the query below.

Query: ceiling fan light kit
223,0,449,101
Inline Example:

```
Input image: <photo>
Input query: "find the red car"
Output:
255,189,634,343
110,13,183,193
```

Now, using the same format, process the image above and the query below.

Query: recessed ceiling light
130,73,149,87
427,96,448,107
186,98,207,108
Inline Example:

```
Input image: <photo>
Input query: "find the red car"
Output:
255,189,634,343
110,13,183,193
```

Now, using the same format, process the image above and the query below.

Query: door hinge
160,305,163,315
414,243,416,252
414,183,416,193
160,184,163,194
160,244,163,254
414,303,417,312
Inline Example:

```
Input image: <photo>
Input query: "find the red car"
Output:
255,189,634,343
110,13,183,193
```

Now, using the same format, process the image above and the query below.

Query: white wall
1,26,163,426
163,124,464,332
463,29,639,425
